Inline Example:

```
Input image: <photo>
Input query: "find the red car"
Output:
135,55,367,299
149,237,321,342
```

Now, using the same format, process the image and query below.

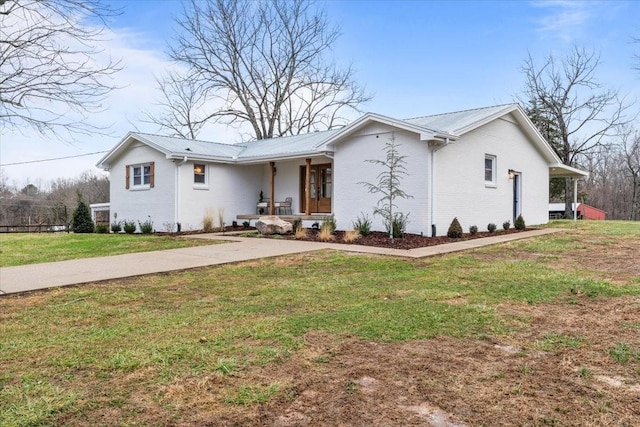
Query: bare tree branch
518,46,635,217
147,0,371,140
0,0,123,139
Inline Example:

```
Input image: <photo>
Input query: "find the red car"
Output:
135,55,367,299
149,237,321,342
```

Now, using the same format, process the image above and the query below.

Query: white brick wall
109,143,175,232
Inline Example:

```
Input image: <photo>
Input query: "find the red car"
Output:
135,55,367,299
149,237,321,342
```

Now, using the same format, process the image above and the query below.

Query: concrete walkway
0,228,561,295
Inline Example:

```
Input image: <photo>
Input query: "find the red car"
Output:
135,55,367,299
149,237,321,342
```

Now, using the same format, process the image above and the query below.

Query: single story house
97,104,587,235
549,203,606,220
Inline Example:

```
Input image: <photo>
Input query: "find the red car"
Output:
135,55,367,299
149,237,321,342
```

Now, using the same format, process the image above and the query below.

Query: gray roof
404,104,515,134
98,104,532,168
135,133,245,158
239,128,341,158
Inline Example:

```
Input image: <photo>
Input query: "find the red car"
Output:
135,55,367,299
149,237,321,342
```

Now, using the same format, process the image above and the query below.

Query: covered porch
243,156,334,218
549,163,590,221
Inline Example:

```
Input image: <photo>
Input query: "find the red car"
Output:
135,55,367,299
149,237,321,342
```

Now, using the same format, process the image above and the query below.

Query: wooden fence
0,224,69,233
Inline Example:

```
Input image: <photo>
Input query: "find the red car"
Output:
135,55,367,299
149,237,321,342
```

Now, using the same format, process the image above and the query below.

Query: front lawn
0,221,639,425
0,233,220,267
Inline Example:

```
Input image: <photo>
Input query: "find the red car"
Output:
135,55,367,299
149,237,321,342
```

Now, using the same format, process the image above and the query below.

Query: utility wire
0,151,108,166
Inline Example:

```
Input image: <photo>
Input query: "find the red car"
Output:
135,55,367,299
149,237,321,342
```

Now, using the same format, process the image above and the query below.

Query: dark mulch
296,228,534,250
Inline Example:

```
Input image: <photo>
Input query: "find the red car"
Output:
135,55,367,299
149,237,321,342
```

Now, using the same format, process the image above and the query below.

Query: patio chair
275,197,292,215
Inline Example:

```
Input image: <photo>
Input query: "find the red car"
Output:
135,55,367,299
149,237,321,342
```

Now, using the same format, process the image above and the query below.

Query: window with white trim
194,163,206,185
126,162,154,189
484,155,496,185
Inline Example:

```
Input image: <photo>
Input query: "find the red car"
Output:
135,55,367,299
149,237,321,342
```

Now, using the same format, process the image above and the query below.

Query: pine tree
72,199,95,233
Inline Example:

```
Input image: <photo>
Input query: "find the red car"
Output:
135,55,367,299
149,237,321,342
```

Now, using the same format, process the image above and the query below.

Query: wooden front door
300,163,332,213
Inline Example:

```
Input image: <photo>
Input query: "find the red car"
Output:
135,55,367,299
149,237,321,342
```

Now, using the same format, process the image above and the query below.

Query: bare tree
0,0,122,138
147,0,370,140
620,128,640,220
519,46,633,217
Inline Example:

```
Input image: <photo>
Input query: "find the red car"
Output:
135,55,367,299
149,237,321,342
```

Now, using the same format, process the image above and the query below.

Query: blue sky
2,0,638,186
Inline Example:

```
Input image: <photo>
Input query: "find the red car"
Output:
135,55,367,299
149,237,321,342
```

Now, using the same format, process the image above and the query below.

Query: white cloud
531,0,592,42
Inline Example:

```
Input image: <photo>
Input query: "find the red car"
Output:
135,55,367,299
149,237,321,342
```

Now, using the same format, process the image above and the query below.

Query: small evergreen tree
447,217,463,238
514,214,526,230
72,199,94,233
359,133,413,243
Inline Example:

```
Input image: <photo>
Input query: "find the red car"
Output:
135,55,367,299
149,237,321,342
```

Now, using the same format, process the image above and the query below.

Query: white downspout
430,147,437,237
573,178,578,221
175,156,188,230
430,138,450,237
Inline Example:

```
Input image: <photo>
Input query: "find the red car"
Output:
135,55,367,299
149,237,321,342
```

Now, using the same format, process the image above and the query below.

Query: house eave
549,163,589,178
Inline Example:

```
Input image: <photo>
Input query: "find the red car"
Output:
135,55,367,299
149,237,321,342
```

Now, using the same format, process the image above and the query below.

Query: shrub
321,217,336,234
203,209,215,232
217,208,225,232
294,227,307,240
318,226,334,242
469,225,478,235
291,218,303,232
503,220,511,230
71,200,94,233
311,222,320,231
447,217,463,238
110,221,122,233
487,223,497,233
242,221,250,229
95,224,108,234
388,212,410,238
123,220,137,234
343,229,361,243
138,217,153,234
514,214,526,230
232,220,238,228
352,213,372,236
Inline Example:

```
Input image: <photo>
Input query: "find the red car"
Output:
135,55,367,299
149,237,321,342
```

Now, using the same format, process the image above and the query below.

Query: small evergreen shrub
503,220,511,230
72,200,94,233
321,217,336,234
232,220,238,228
487,223,497,233
291,218,303,232
447,217,463,238
469,225,478,235
352,213,372,236
138,217,154,234
388,212,410,238
311,222,320,231
242,221,250,229
123,220,137,234
95,224,108,234
110,221,122,233
514,214,526,230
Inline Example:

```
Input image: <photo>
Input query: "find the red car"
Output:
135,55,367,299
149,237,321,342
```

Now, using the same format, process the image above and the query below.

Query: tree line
0,171,109,226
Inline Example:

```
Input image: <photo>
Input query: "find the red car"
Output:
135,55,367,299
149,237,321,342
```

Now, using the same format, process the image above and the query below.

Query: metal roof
404,104,515,134
133,133,245,158
239,129,340,158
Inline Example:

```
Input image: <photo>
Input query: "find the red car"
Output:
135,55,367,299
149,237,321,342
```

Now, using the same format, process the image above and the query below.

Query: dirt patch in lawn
61,296,638,427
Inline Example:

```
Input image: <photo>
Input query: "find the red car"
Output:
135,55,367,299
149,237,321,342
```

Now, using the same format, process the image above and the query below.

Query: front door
513,172,521,221
300,163,332,213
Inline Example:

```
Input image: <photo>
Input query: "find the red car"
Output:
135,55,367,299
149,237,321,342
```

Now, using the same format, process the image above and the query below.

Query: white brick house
97,104,586,235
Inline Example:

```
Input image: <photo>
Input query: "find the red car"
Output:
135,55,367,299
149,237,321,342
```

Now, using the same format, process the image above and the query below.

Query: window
194,164,206,184
484,155,496,185
126,162,154,189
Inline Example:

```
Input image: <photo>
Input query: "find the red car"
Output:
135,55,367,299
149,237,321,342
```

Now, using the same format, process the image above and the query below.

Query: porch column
305,158,311,216
573,178,578,221
269,162,275,215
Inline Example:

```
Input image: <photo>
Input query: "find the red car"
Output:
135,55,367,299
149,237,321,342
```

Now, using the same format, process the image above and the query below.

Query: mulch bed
293,228,534,250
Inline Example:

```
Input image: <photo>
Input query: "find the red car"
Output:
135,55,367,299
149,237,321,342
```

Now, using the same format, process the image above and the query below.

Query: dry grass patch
342,229,361,243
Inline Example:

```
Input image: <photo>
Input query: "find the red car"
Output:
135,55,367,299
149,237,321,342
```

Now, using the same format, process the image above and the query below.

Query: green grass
546,219,640,237
1,221,639,425
0,233,219,266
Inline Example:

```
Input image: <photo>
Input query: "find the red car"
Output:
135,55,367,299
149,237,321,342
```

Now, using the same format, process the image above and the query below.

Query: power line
0,151,108,166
